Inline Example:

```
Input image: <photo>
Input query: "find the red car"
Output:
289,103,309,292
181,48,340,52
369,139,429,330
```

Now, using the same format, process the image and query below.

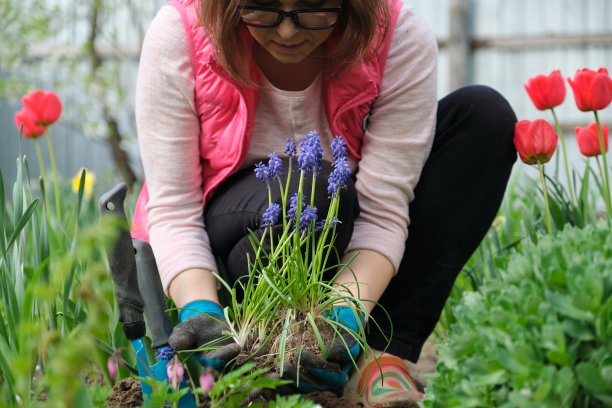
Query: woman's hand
281,306,364,394
169,299,240,371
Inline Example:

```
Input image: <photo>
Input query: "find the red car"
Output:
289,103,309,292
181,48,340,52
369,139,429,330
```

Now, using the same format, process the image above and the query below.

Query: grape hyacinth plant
213,131,374,378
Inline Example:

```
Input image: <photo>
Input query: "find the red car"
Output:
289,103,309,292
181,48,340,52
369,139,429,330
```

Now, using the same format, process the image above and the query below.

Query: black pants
205,85,517,362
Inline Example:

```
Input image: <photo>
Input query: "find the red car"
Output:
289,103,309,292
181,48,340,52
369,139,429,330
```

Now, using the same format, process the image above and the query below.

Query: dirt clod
107,377,143,408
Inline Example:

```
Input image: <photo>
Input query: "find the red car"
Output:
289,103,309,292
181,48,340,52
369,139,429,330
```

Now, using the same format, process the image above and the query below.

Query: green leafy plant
426,220,612,407
203,364,288,408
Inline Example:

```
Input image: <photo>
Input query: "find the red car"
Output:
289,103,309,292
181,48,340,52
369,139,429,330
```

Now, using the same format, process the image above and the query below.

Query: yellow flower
71,167,95,198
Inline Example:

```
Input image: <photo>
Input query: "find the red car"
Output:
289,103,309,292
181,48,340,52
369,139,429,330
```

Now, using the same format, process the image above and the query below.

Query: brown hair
198,0,390,87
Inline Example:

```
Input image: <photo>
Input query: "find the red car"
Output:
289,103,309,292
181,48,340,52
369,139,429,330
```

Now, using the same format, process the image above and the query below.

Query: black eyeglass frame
237,5,342,30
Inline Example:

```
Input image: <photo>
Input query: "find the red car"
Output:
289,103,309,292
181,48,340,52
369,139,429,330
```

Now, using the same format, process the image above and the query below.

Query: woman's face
241,0,341,64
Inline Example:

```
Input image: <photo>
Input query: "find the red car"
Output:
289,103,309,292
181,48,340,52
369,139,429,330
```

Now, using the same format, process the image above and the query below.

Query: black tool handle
99,183,146,340
133,239,173,349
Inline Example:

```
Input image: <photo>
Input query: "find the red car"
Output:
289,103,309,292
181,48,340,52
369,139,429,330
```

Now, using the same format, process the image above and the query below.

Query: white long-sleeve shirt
136,4,438,292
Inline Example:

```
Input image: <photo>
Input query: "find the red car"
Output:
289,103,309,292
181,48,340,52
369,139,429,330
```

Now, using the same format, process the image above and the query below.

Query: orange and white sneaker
351,354,425,408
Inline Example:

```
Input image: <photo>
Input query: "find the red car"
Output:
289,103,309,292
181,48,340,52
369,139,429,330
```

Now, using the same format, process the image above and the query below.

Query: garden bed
107,378,363,408
106,343,437,407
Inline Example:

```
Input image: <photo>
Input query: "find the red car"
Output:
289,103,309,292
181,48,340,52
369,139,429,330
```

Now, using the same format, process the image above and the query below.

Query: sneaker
356,354,425,408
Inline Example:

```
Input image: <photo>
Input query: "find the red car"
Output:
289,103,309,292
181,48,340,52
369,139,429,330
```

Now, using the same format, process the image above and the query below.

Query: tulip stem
594,111,611,216
34,139,47,182
45,130,62,222
595,155,605,200
537,163,554,236
550,108,576,208
34,139,52,216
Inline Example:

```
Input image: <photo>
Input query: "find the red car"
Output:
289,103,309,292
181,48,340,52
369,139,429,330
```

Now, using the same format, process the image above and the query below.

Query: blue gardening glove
281,306,364,394
169,299,240,371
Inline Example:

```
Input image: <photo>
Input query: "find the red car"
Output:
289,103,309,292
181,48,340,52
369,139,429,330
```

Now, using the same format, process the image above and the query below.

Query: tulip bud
575,123,609,157
568,68,612,112
524,70,566,110
514,119,558,165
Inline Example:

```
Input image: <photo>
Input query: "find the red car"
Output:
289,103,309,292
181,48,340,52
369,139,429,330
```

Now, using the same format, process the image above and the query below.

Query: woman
132,0,517,405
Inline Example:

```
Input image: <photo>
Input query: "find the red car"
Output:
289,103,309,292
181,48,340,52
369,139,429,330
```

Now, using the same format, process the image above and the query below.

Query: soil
106,342,438,407
271,315,337,366
106,380,365,408
233,312,338,371
107,377,143,407
308,391,366,408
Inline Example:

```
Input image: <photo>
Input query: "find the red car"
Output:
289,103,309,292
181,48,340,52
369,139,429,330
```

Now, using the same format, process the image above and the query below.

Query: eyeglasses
237,5,341,30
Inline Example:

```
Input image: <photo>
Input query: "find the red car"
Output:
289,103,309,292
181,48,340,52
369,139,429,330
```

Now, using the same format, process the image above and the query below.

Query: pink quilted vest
132,0,402,240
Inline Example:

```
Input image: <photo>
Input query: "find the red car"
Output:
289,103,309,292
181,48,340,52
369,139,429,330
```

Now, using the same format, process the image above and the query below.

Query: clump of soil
236,311,336,371
107,377,143,407
271,315,336,366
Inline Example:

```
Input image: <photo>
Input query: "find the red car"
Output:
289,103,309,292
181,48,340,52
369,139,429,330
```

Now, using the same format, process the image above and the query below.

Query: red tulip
14,108,45,138
524,70,566,110
21,90,62,126
568,68,612,111
575,123,609,157
514,119,558,165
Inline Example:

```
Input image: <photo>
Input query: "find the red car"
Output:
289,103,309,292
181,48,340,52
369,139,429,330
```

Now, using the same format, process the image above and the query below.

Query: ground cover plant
425,220,612,407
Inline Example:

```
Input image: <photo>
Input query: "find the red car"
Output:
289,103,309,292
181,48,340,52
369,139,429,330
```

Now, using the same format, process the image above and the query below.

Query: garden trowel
99,183,196,408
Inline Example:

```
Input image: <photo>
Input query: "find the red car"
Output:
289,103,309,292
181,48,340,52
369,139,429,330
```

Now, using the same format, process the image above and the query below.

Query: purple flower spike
262,203,281,227
315,216,340,232
287,193,306,222
315,220,326,233
298,131,323,174
330,216,340,227
331,136,348,163
285,138,297,158
254,162,269,182
155,346,176,362
327,157,351,196
267,152,283,179
299,205,318,232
